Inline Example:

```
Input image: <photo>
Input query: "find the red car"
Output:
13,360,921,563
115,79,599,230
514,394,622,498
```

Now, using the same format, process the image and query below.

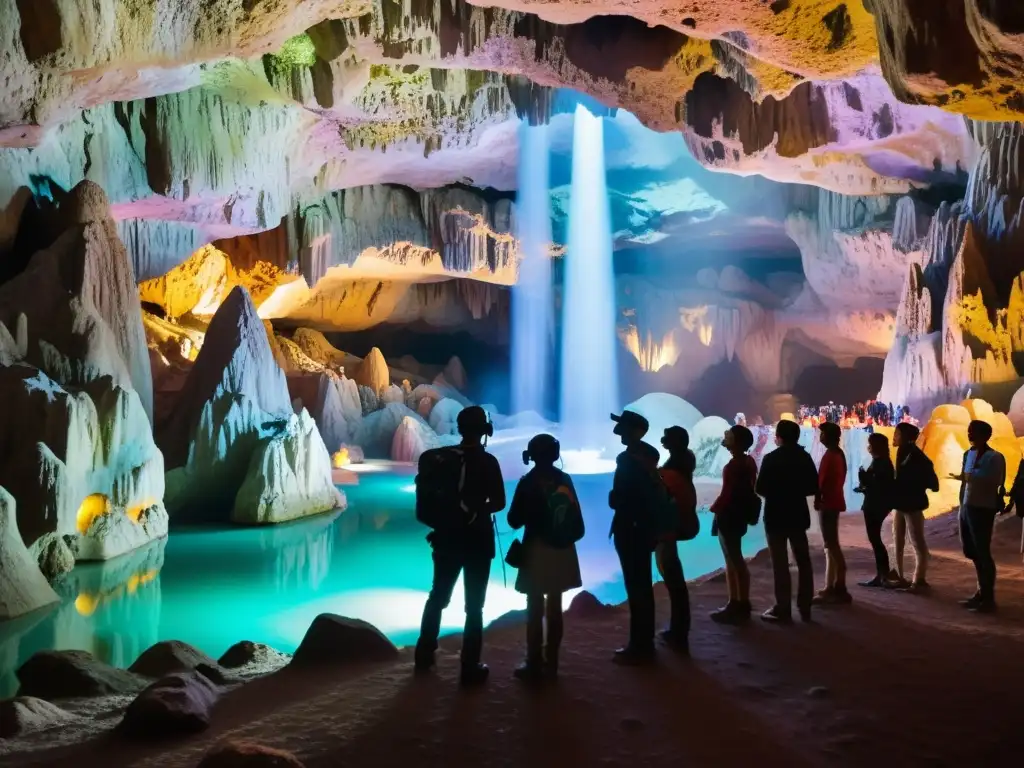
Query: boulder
29,532,76,582
312,372,352,453
0,697,78,738
406,384,442,413
391,416,441,463
0,486,60,620
119,670,219,739
358,385,379,415
565,590,614,620
197,741,306,768
232,410,345,525
218,641,289,671
290,614,398,666
129,640,227,684
17,649,149,699
415,396,434,419
353,347,389,396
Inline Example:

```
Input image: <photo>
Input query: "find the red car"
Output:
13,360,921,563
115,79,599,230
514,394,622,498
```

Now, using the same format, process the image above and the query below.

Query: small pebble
807,686,829,698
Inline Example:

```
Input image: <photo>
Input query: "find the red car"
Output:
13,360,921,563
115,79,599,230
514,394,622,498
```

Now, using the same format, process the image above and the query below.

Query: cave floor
10,513,1024,768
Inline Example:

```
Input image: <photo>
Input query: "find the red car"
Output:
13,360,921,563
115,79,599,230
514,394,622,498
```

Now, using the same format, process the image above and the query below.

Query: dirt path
11,512,1024,768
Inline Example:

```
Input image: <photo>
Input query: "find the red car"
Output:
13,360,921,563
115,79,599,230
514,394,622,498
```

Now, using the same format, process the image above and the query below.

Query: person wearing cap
415,405,506,685
814,422,851,605
708,424,757,624
888,422,938,591
608,409,661,663
755,419,819,623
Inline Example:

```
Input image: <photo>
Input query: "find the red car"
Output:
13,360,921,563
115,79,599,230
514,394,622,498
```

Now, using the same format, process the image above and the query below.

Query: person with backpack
608,409,661,664
952,420,1007,613
414,405,506,685
814,422,851,605
656,426,699,651
888,422,938,592
755,420,819,623
854,432,898,587
506,434,584,680
708,424,757,624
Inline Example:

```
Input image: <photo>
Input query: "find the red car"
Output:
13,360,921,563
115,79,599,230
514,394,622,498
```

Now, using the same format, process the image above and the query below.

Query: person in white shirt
951,420,1007,613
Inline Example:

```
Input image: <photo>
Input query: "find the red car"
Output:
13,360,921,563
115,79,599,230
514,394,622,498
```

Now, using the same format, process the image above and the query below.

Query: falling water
511,123,554,417
559,105,619,448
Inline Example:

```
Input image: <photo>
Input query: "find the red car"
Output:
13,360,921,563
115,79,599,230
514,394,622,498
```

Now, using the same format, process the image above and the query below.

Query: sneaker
898,580,930,594
884,576,911,590
659,629,690,654
612,646,655,665
811,588,835,606
858,576,884,588
761,605,793,624
513,661,544,682
968,598,997,614
959,592,983,608
459,662,489,686
709,601,737,621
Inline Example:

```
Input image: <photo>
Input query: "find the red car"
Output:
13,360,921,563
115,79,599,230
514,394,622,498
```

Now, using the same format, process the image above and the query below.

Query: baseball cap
610,410,649,435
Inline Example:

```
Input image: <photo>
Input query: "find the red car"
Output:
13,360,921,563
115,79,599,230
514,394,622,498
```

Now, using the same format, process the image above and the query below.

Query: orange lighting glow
76,494,110,535
332,448,350,468
126,498,156,523
620,327,680,372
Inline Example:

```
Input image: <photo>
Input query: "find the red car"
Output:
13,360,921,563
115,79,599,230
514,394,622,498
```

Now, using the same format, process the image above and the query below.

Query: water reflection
0,473,764,696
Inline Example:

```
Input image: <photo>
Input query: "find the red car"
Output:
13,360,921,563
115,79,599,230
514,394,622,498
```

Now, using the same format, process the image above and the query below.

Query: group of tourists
796,400,912,428
411,404,1020,686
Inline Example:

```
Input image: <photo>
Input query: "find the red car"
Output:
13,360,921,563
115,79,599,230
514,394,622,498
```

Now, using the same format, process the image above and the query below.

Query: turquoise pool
0,472,765,696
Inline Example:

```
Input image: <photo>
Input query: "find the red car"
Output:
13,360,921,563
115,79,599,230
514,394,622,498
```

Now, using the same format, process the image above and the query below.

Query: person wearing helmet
415,405,506,686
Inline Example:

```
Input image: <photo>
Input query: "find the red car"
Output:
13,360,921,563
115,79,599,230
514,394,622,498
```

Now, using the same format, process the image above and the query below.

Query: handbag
505,538,525,568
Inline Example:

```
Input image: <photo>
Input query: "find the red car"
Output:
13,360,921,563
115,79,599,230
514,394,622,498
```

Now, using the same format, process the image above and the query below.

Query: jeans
893,510,929,583
416,546,492,667
863,511,892,576
766,529,814,615
960,505,998,600
818,509,847,589
525,592,564,664
655,541,690,635
614,529,655,651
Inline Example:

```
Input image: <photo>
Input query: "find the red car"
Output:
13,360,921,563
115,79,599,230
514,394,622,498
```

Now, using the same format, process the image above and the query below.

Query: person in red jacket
814,422,851,605
708,425,757,624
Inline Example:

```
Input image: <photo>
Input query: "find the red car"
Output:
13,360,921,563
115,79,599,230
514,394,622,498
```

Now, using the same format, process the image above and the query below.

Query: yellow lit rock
76,494,110,535
74,593,100,617
126,498,156,523
332,448,350,468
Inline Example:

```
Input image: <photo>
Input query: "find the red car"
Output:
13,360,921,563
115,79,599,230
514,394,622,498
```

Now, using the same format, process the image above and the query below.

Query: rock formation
0,487,59,621
160,286,343,524
0,181,167,563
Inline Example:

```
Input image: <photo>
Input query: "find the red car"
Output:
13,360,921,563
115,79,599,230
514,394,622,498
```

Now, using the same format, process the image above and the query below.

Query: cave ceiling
1,0,1021,286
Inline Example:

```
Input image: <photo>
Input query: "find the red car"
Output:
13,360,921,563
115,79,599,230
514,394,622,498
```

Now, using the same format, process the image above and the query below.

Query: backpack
539,475,585,548
650,475,684,540
415,447,474,530
659,468,700,541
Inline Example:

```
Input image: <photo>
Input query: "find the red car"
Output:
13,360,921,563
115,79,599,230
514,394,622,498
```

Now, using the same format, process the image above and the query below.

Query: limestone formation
0,486,59,621
357,403,430,459
354,347,389,396
161,286,342,525
391,416,442,464
0,182,167,562
0,697,77,739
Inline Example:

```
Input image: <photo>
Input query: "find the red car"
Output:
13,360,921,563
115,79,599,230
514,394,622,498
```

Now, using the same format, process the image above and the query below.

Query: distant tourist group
411,404,1020,685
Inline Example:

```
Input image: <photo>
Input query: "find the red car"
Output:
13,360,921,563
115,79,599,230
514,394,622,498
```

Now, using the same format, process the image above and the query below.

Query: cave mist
559,105,619,448
511,123,554,418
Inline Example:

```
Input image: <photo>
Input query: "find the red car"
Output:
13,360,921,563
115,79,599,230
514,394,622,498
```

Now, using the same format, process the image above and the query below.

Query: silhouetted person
889,422,938,592
608,410,661,664
756,420,818,623
855,432,897,587
507,434,584,680
708,425,757,625
814,422,851,604
415,405,505,685
657,426,696,651
953,420,1007,613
